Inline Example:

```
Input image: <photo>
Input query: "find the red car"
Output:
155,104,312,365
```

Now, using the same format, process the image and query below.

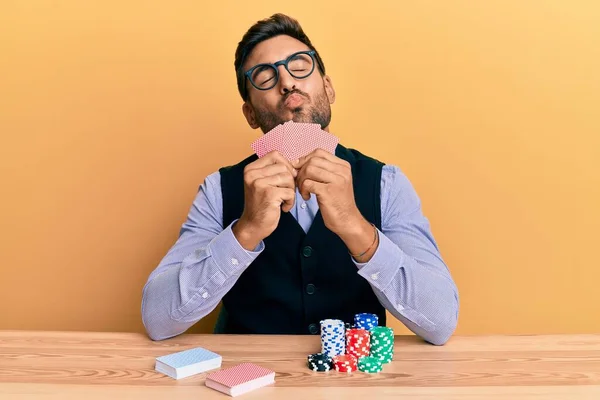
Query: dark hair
234,13,326,101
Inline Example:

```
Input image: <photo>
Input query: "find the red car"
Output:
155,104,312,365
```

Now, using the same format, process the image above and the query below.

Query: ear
242,101,259,129
323,75,336,104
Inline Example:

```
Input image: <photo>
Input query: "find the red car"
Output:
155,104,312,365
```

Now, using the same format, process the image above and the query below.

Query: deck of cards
155,346,222,379
251,120,339,161
205,363,276,397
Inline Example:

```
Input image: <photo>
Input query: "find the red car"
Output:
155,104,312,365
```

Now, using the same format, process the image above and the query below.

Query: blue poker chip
354,313,379,331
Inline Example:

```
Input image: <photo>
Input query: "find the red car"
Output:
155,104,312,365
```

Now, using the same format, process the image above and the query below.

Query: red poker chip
333,354,357,364
333,354,358,372
345,328,371,358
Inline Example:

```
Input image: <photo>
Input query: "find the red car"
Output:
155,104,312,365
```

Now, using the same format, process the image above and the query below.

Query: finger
246,163,296,183
293,148,348,169
246,151,297,177
296,165,341,196
298,178,326,201
297,156,349,178
254,172,296,190
276,187,296,213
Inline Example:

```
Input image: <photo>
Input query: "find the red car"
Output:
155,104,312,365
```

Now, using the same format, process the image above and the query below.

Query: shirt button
231,258,239,265
308,323,319,334
306,283,316,295
201,292,209,299
371,272,379,280
302,246,313,258
301,202,307,209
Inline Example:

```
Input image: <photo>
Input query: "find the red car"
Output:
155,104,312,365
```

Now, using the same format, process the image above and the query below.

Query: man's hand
294,149,378,262
293,149,363,236
233,151,297,251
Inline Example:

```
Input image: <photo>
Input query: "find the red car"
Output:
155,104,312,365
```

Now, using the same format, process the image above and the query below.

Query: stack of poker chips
354,313,379,331
320,319,346,357
307,315,394,374
332,354,358,372
369,326,394,364
345,328,371,359
307,353,334,372
357,356,384,373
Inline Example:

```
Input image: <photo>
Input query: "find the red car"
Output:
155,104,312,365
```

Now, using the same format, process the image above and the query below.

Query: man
142,13,459,345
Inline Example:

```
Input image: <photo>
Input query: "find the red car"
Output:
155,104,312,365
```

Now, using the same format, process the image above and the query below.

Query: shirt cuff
208,219,265,276
354,229,404,291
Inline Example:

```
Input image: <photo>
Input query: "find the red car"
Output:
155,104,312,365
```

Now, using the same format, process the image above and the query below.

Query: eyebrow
258,50,311,66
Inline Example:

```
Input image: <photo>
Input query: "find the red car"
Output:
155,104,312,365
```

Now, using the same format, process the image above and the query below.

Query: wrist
232,219,262,251
350,226,379,263
337,215,378,263
338,213,373,246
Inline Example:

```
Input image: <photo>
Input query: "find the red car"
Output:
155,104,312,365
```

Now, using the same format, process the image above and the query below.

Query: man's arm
354,165,459,345
141,171,263,341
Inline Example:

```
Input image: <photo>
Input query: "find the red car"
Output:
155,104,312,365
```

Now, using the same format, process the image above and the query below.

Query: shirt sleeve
353,165,459,345
141,171,264,341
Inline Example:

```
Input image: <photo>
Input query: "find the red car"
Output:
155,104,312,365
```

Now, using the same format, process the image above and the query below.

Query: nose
276,64,297,95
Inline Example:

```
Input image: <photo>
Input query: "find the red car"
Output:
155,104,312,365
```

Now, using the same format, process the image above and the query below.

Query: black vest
216,144,386,334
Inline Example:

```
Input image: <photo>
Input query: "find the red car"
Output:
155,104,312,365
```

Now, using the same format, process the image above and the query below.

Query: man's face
242,35,335,133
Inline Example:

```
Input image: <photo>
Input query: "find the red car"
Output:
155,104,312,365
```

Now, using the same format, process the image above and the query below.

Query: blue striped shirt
142,163,459,345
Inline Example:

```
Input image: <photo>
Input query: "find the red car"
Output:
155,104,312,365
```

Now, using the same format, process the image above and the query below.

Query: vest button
306,283,316,295
302,246,313,258
308,323,319,334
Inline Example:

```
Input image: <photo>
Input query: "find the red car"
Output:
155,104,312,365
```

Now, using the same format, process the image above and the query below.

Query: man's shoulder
340,146,410,191
196,152,255,194
218,153,259,175
338,144,385,167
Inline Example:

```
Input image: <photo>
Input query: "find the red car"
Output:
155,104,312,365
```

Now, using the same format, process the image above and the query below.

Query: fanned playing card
250,121,339,161
250,124,284,158
205,363,275,397
293,125,338,159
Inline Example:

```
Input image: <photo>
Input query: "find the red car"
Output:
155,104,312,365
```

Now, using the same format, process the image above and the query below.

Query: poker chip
354,313,379,331
307,352,334,372
345,328,370,359
332,354,358,373
320,319,346,358
369,326,394,364
306,318,393,377
357,356,383,373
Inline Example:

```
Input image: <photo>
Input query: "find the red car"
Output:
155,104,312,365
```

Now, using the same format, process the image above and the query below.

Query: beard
252,87,332,133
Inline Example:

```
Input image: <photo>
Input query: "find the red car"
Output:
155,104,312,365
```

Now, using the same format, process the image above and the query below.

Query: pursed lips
283,93,306,108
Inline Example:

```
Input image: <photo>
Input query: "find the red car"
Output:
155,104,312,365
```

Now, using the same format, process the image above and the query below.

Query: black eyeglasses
244,50,319,95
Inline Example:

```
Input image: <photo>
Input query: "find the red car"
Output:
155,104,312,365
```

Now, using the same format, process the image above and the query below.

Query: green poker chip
357,356,383,373
369,326,394,364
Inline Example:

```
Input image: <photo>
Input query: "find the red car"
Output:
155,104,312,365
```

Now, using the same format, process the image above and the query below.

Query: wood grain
1,331,599,399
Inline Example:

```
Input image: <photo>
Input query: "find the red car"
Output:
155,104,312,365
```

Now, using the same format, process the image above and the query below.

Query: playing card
282,122,301,159
250,121,339,161
205,363,275,397
155,347,222,379
310,128,339,154
250,135,268,158
283,121,314,160
271,122,297,160
250,124,284,158
292,123,339,159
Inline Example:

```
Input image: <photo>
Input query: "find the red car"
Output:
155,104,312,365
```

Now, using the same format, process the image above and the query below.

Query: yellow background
1,1,599,337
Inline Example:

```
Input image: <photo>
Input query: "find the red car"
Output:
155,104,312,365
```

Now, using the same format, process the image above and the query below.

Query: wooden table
1,331,599,399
